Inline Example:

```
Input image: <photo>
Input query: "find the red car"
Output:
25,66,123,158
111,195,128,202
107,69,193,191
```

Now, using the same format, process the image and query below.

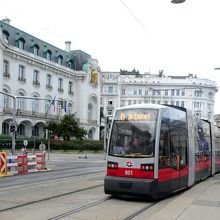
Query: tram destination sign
116,109,158,121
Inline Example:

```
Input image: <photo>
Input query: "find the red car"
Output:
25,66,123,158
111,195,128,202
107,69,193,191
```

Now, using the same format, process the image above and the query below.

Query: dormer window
67,59,74,69
57,55,63,65
32,44,39,55
2,30,9,40
16,37,25,50
46,50,52,61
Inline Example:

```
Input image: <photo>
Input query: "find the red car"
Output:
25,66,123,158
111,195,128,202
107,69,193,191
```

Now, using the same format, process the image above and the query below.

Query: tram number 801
125,170,133,176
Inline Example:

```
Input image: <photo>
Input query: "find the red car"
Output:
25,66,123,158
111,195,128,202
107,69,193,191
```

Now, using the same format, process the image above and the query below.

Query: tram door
158,108,188,194
195,121,212,182
170,128,181,190
170,124,188,190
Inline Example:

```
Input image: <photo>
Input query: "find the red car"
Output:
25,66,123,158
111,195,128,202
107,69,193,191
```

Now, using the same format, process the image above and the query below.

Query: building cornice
1,36,86,79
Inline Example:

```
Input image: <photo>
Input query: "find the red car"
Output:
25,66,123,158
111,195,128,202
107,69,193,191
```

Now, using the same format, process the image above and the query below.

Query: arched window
3,88,9,110
88,129,93,139
67,103,72,115
45,98,52,113
32,124,39,136
46,50,52,60
2,122,9,134
17,124,25,136
2,30,9,40
57,99,63,114
32,95,38,113
32,44,39,55
88,103,93,122
57,55,63,65
17,92,25,110
17,37,25,50
67,59,74,69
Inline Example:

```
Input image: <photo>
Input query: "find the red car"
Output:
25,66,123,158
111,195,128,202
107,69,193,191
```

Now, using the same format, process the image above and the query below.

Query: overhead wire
119,0,151,36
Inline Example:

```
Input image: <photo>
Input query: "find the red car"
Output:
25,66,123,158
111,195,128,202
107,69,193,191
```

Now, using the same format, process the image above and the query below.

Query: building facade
101,70,218,122
0,18,101,140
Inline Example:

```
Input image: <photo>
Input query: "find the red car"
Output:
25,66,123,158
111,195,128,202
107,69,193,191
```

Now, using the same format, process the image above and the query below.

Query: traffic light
44,129,48,139
10,125,15,132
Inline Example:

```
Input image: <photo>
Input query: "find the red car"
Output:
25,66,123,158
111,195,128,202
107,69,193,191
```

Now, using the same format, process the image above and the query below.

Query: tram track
0,184,104,213
0,169,105,189
48,197,112,220
48,197,156,220
124,202,157,220
47,196,157,220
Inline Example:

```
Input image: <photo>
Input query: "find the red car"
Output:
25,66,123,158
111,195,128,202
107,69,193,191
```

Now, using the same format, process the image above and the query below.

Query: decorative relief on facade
90,68,98,87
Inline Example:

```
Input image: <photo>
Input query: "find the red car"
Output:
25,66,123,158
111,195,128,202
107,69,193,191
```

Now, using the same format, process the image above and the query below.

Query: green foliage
46,114,87,140
50,139,104,152
46,121,59,134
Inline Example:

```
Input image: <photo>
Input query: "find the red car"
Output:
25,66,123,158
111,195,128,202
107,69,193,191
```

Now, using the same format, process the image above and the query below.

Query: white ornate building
0,18,100,140
101,70,218,122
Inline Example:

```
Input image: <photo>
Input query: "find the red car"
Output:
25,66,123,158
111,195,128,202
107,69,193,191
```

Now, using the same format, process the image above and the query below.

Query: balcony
46,85,53,90
58,88,64,93
33,81,40,86
18,76,26,82
3,72,10,78
3,107,13,114
107,105,114,110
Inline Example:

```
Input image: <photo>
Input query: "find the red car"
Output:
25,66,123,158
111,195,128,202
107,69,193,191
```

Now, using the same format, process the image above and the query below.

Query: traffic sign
23,140,28,146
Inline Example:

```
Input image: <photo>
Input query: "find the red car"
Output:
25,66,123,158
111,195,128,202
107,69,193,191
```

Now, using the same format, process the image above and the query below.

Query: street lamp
171,0,186,3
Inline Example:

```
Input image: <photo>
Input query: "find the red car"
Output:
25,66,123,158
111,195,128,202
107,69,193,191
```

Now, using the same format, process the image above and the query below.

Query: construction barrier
5,152,47,175
0,152,7,175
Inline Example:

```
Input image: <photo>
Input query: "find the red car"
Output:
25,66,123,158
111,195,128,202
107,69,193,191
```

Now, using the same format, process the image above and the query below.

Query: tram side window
159,121,170,157
199,120,211,156
159,108,171,167
159,121,171,167
169,108,188,169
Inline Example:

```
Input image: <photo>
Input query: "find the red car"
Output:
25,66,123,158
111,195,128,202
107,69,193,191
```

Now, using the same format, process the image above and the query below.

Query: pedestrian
20,146,27,155
39,142,46,152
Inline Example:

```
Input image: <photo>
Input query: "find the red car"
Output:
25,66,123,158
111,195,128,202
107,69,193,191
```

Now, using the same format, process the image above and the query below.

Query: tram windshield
109,108,158,158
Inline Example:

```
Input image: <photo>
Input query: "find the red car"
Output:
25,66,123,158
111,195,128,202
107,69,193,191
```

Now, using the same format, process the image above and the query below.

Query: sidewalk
146,173,220,220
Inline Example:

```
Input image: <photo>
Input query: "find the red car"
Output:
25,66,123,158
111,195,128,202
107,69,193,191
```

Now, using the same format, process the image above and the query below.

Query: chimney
65,41,71,52
2,17,11,24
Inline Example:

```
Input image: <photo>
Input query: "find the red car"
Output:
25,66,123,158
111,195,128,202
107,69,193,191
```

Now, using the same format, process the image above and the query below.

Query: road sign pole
12,97,16,155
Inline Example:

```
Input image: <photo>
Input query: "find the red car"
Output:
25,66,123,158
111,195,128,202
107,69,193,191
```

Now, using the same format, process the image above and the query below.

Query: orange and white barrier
0,152,7,175
5,153,47,175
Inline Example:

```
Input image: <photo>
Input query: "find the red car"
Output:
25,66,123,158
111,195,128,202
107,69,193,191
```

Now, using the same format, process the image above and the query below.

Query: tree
45,121,59,137
46,114,87,141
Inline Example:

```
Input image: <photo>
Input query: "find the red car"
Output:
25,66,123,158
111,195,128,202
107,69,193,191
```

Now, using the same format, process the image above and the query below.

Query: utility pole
0,91,17,155
12,96,16,155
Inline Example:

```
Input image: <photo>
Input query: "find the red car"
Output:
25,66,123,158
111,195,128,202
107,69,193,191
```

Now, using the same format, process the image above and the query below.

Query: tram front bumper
104,176,158,199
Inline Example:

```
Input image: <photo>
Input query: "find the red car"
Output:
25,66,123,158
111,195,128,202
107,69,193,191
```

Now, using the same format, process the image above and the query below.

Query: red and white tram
104,104,220,199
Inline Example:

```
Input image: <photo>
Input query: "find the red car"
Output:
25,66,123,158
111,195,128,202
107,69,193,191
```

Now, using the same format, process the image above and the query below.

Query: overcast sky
1,0,220,113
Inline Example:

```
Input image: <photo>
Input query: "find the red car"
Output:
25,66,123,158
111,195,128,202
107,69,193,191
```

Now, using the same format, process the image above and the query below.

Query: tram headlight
140,164,154,171
107,161,118,169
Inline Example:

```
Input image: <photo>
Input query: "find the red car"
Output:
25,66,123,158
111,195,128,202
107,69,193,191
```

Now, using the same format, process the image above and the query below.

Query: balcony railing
58,88,64,93
3,72,10,78
1,108,62,120
46,85,53,90
18,76,26,82
33,81,40,86
3,107,13,114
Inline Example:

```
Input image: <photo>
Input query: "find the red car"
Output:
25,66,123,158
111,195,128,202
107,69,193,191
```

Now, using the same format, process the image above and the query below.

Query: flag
51,96,56,112
64,101,67,113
